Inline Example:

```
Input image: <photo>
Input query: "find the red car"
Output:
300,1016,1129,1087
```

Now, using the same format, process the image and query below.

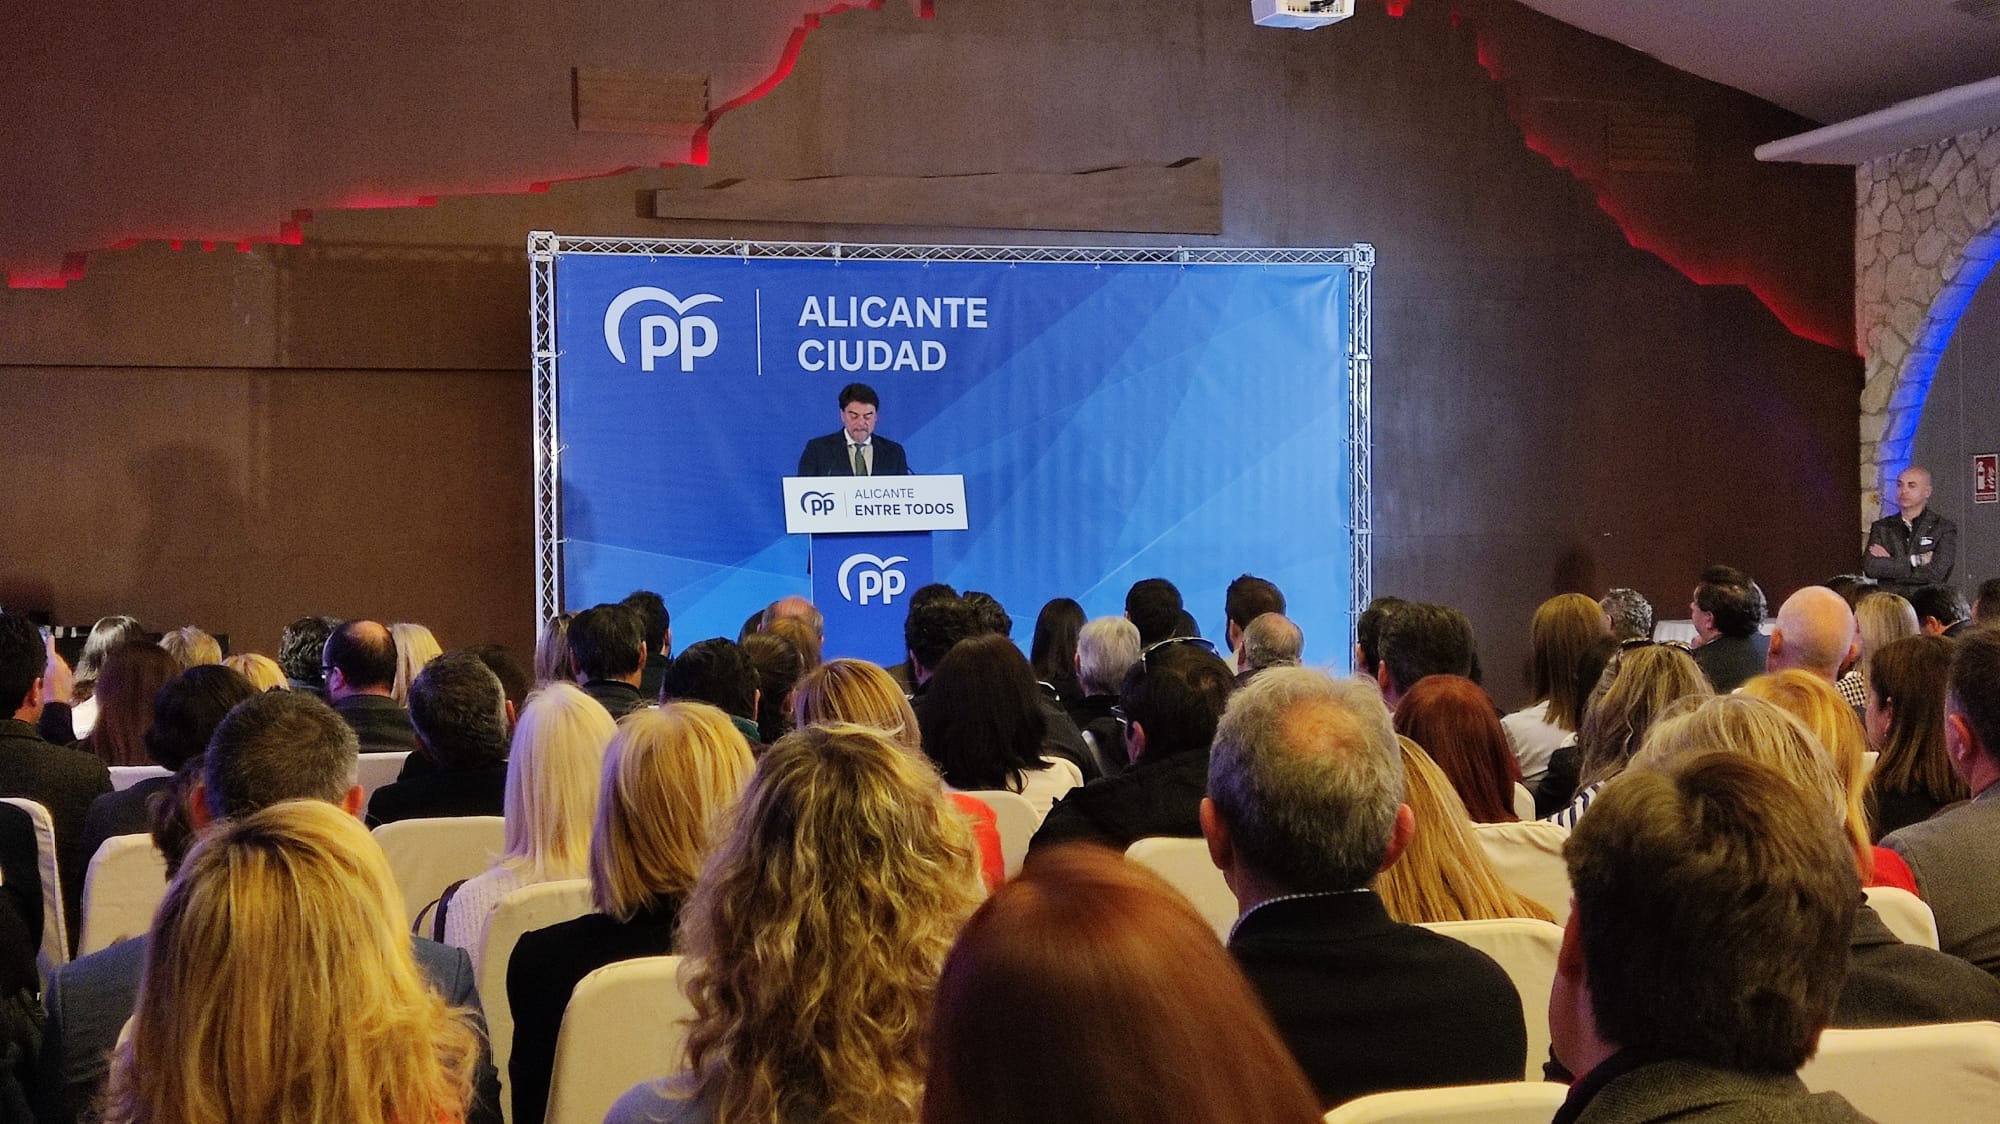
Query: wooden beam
646,158,1222,235
573,67,708,135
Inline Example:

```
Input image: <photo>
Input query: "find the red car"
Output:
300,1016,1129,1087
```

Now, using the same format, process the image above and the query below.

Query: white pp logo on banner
838,553,909,606
603,287,721,372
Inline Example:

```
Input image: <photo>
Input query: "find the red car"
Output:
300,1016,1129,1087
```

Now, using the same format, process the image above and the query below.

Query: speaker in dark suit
794,382,912,477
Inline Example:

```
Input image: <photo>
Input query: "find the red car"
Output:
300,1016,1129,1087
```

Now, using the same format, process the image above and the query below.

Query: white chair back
1801,1021,2000,1123
545,955,695,1124
1511,783,1536,822
107,765,171,792
1,797,67,980
1863,884,1940,949
1322,1080,1570,1122
1473,820,1572,925
1125,836,1235,939
480,878,595,1124
957,789,1037,878
1422,917,1564,1080
77,834,168,956
356,751,411,803
371,815,506,926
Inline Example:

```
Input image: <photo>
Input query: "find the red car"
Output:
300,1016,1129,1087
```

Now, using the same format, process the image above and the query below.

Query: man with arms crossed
1866,465,1956,595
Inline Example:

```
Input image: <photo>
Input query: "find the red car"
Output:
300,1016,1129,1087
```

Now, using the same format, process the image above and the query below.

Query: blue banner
554,251,1352,663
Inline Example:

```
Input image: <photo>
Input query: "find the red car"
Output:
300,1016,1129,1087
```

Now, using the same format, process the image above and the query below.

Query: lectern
782,475,969,665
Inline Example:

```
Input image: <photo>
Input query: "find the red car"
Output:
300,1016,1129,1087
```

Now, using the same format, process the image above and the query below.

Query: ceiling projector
1251,0,1355,28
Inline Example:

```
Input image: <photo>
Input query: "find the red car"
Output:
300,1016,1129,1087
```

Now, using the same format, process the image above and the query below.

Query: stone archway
1856,126,2000,528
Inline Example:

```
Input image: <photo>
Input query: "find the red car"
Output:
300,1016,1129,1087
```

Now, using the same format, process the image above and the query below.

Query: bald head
1768,587,1857,681
761,595,823,641
1241,612,1304,673
322,619,398,699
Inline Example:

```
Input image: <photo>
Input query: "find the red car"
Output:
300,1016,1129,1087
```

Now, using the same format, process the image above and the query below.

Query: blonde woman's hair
222,653,288,693
591,703,755,920
1576,644,1712,788
791,659,922,756
158,626,221,670
1853,592,1920,679
390,623,443,706
503,682,616,881
102,800,478,1124
674,723,981,1123
1738,671,1874,876
1375,737,1554,924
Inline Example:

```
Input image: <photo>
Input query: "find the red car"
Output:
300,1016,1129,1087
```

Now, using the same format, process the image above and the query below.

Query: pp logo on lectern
837,553,909,606
799,491,838,517
603,287,722,372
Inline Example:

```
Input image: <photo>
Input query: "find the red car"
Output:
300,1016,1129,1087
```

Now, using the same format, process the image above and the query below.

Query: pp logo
799,491,837,517
603,287,722,372
837,553,908,606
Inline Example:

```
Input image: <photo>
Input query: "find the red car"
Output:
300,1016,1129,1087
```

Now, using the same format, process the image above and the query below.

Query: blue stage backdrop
542,240,1365,667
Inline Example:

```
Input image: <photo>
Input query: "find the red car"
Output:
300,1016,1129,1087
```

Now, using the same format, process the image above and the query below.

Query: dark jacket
365,761,509,827
795,431,911,477
0,718,112,943
1836,900,2000,1026
1229,891,1526,1107
330,693,421,755
1029,746,1209,852
1692,633,1768,694
78,777,174,882
1864,507,1956,594
580,679,649,721
1555,1053,1868,1123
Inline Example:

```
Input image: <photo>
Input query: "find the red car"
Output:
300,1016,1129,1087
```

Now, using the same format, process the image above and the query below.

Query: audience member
922,847,1324,1124
1065,616,1140,777
1376,736,1552,924
38,689,499,1124
1202,667,1525,1105
323,619,421,754
1373,601,1475,708
1825,573,1877,608
905,596,983,691
763,614,822,673
1501,593,1607,784
465,642,530,719
915,634,1083,820
79,642,178,767
1224,573,1287,665
1598,587,1652,643
1864,634,1966,839
1529,633,1619,817
1976,577,2000,624
1239,612,1304,680
278,614,336,695
605,724,982,1124
1866,466,1957,595
1739,670,1916,892
101,801,481,1124
366,652,512,825
156,624,221,669
533,611,574,685
1542,643,1710,827
440,682,615,966
64,615,145,739
1031,639,1234,850
0,612,111,945
621,589,674,700
1393,675,1522,823
740,631,804,746
1352,595,1407,681
221,651,287,692
1767,585,1859,684
1910,582,1973,638
1550,754,1868,1122
662,638,761,744
506,703,754,1124
1843,590,1919,710
962,590,1013,638
1884,627,2000,977
789,658,1005,889
568,602,651,719
1124,577,1184,647
80,664,257,868
759,594,825,644
1688,564,1767,692
1027,596,1085,703
389,621,443,706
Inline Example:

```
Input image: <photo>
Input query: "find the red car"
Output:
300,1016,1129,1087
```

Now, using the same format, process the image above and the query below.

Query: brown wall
0,1,1858,704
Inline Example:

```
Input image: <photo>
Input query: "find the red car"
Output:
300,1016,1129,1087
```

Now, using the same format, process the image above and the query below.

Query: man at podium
797,383,911,477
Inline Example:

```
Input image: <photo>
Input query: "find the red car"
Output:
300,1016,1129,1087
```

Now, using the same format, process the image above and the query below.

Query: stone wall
1857,126,2000,526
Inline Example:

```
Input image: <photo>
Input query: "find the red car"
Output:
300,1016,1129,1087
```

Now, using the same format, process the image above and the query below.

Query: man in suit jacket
365,652,511,825
36,690,502,1124
1201,667,1526,1108
1549,755,1866,1123
0,613,111,943
324,618,421,754
1884,626,2000,978
795,382,911,476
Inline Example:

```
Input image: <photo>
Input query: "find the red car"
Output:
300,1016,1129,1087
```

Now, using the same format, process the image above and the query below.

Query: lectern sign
783,475,969,534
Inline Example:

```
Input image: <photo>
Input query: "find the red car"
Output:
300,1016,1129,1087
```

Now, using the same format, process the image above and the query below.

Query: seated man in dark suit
1551,754,1866,1122
1201,666,1525,1107
568,603,651,719
323,618,420,754
661,638,762,745
36,690,502,1124
366,652,511,825
795,382,911,476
